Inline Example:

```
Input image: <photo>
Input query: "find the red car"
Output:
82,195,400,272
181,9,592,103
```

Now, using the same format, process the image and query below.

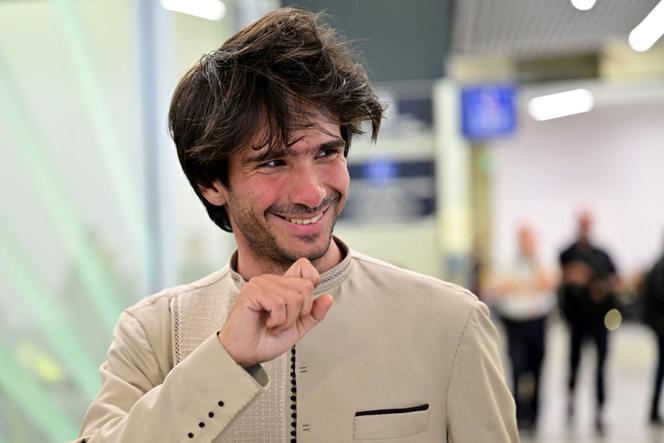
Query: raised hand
218,258,334,367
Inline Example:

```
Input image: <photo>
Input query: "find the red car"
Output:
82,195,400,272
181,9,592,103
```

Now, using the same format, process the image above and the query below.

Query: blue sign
461,85,517,141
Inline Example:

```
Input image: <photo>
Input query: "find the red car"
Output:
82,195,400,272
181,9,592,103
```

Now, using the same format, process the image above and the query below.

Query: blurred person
643,237,664,425
75,8,518,442
559,211,619,432
486,224,555,431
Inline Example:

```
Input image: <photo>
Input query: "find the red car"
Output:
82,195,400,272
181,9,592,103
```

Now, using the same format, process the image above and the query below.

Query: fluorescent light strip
629,0,664,52
0,54,123,333
571,0,597,11
528,88,594,121
53,0,152,279
161,0,226,21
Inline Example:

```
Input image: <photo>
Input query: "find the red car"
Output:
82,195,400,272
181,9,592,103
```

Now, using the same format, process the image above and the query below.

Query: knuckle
247,275,263,284
243,278,261,293
296,278,314,293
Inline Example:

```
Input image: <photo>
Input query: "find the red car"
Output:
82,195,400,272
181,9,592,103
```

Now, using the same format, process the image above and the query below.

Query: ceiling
284,0,450,81
452,0,661,57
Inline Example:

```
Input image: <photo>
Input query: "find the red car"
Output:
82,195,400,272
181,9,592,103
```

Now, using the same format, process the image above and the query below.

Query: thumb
285,257,321,287
311,294,334,320
299,294,334,333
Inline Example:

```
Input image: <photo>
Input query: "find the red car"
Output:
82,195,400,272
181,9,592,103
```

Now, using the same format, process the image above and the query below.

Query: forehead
240,114,342,159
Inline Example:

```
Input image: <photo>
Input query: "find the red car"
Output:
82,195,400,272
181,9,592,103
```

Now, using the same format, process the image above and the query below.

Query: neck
578,237,591,248
235,237,344,280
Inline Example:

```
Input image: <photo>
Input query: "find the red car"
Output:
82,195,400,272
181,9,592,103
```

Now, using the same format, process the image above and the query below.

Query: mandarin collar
228,236,352,295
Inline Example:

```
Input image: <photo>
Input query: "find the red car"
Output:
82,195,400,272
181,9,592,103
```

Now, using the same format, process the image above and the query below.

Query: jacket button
208,412,214,418
198,422,205,428
187,432,194,438
218,400,225,407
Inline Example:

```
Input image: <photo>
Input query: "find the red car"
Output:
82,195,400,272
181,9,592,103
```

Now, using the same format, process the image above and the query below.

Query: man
643,236,664,425
486,224,555,432
77,8,517,442
559,211,619,432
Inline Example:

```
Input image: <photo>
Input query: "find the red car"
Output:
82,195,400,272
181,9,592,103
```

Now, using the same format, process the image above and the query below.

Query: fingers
221,261,332,366
300,286,314,318
263,294,287,330
236,258,325,335
266,258,318,334
311,294,334,322
244,275,316,335
285,257,321,287
298,294,334,333
273,284,305,334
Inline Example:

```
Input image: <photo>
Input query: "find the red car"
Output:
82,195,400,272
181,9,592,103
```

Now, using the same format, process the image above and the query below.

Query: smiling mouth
269,193,341,227
274,207,327,225
288,212,324,225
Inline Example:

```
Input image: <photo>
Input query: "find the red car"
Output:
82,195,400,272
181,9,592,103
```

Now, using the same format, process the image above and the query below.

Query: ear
198,181,227,206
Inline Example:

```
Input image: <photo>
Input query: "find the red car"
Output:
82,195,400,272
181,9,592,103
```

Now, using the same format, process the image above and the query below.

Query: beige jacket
77,243,518,442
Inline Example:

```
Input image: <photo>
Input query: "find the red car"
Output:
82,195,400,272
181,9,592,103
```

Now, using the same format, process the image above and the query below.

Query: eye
258,159,286,169
316,147,342,159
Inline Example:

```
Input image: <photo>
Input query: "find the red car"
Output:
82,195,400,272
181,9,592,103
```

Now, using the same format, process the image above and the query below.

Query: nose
288,163,326,209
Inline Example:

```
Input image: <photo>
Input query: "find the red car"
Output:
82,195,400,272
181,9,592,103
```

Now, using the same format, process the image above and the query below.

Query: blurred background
1,0,663,441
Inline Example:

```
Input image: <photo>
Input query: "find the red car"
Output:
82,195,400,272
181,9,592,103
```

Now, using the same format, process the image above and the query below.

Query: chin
281,234,333,262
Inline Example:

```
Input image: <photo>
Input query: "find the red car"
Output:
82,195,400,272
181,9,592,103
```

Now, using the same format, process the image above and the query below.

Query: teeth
288,213,323,225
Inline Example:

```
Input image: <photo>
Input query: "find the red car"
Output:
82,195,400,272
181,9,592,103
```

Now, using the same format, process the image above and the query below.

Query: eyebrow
318,138,347,151
245,147,289,165
245,137,346,164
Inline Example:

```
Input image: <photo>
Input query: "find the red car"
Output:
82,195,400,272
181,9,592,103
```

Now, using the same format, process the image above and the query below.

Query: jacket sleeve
75,310,268,442
446,300,519,443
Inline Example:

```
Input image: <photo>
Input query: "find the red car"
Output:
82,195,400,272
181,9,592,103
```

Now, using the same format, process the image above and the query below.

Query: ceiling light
528,89,594,121
161,0,226,21
570,0,597,11
629,0,664,52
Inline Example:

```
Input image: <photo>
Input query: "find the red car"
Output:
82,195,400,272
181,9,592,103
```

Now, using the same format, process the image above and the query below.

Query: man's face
578,212,593,242
518,225,536,257
203,114,349,272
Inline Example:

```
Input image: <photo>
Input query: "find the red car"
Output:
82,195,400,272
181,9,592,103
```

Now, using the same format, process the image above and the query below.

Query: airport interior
1,0,664,441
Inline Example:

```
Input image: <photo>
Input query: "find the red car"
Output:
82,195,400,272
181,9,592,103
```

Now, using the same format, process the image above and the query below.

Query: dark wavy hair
168,7,384,232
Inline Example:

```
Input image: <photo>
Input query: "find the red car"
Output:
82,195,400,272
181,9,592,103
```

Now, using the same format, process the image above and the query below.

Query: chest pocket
353,404,430,440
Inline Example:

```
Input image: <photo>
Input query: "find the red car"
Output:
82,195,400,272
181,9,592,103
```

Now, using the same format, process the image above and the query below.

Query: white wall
490,82,664,276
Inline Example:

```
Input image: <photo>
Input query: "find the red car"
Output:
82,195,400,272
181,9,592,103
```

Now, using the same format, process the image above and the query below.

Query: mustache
267,192,341,216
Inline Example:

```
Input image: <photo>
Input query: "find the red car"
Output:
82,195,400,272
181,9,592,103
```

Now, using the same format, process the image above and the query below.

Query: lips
287,212,324,225
273,208,327,225
268,192,341,228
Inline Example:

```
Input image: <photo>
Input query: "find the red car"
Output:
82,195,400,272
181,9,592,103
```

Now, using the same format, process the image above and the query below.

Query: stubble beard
230,192,343,269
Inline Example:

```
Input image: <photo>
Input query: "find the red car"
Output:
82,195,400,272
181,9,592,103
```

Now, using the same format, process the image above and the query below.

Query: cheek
338,171,350,194
243,177,286,208
325,161,350,194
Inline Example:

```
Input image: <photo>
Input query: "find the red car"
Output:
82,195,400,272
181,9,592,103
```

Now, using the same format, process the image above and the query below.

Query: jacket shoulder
117,267,233,364
349,251,479,308
126,266,233,317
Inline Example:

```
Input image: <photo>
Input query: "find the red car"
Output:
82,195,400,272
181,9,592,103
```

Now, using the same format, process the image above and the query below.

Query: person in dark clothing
558,211,619,433
643,242,664,425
